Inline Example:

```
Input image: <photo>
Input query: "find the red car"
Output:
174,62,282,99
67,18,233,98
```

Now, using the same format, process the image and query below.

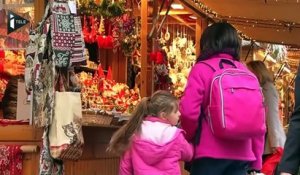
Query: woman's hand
280,173,292,175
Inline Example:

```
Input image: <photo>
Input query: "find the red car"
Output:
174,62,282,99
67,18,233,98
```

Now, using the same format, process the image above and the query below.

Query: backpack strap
199,59,237,71
194,106,205,145
219,59,237,69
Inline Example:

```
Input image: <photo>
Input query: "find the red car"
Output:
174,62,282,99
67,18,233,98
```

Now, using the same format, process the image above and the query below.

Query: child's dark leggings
190,157,249,175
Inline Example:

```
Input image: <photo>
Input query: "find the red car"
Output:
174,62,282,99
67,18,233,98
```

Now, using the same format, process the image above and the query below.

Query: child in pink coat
108,90,193,175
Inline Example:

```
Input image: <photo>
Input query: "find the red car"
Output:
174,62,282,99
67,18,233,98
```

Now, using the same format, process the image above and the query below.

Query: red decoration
83,16,97,44
97,64,105,78
0,50,4,59
97,35,113,49
106,66,113,80
149,51,165,64
261,147,283,175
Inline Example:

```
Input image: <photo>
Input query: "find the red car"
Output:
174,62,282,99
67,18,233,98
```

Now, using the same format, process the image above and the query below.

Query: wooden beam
195,19,201,57
34,0,45,26
169,15,195,31
160,9,192,15
178,0,215,23
140,0,148,97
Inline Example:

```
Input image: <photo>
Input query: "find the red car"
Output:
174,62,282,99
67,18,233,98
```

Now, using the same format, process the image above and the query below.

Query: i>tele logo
7,10,29,34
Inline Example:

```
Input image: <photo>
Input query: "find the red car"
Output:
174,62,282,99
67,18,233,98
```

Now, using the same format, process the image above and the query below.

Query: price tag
68,0,77,14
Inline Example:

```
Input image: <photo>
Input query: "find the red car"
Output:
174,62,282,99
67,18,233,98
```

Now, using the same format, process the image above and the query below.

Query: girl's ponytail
107,97,149,155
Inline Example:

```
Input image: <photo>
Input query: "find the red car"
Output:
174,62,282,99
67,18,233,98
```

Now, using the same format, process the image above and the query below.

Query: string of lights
186,0,300,45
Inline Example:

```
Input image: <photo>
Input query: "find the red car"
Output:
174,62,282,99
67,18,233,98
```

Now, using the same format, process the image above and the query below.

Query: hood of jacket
132,117,181,165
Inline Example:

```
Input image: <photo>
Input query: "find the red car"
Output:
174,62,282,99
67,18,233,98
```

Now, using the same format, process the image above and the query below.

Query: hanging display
159,25,196,97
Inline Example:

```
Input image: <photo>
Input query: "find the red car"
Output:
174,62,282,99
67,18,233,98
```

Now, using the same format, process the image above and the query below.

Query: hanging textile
25,0,87,127
25,1,86,174
39,128,64,175
0,145,22,175
25,2,54,127
51,0,86,67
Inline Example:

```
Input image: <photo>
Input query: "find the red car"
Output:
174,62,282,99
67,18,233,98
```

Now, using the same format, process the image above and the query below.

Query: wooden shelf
0,125,43,142
82,113,122,129
74,66,96,74
82,123,120,129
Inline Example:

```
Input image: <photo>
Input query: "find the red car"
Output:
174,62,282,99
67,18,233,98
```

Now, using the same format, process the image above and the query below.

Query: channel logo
7,10,29,34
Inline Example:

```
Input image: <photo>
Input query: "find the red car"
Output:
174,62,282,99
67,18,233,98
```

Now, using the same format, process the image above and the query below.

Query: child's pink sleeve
119,149,133,175
177,131,194,161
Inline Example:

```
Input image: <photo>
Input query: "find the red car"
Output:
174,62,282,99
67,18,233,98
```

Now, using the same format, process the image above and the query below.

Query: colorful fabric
49,91,84,160
0,145,22,175
70,17,86,66
39,128,64,175
25,3,55,128
51,2,86,67
31,56,55,127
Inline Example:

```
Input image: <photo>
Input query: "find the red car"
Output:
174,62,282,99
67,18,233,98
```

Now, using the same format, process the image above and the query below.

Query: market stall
0,0,200,174
1,0,300,174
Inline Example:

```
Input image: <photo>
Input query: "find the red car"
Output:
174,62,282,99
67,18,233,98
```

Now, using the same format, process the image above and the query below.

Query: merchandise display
77,66,141,115
159,26,196,97
0,0,299,175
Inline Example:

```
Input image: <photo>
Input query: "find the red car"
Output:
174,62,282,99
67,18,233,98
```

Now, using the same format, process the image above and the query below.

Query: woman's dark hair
197,22,241,62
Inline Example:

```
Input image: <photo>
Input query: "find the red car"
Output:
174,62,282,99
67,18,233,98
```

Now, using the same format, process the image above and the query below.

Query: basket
82,113,113,126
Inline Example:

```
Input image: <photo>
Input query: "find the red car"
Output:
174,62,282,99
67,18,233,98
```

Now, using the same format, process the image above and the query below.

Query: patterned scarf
0,145,22,175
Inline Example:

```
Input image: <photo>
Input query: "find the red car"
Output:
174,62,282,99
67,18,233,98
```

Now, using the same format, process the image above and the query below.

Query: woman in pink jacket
180,22,265,175
108,90,193,175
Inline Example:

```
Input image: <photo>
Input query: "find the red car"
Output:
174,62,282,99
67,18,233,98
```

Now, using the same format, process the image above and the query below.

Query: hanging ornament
98,16,105,35
164,25,170,41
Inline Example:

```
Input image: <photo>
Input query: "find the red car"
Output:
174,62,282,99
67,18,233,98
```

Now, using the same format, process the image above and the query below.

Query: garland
78,0,126,18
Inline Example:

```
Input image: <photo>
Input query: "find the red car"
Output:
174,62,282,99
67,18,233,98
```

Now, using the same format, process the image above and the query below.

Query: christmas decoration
78,0,126,18
112,14,141,56
149,50,172,91
77,67,140,114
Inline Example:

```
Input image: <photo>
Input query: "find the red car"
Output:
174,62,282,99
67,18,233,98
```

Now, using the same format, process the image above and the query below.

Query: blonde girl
108,90,193,175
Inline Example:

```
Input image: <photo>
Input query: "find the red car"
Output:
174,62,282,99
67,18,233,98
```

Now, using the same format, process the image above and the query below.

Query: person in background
107,90,193,175
277,65,300,175
247,61,286,158
180,22,265,175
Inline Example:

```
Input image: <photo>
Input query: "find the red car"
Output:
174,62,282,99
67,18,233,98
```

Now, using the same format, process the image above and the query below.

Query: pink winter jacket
119,116,193,175
180,53,265,170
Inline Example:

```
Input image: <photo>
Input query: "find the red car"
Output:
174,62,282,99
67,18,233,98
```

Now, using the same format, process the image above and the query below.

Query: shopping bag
49,91,84,160
261,147,283,175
